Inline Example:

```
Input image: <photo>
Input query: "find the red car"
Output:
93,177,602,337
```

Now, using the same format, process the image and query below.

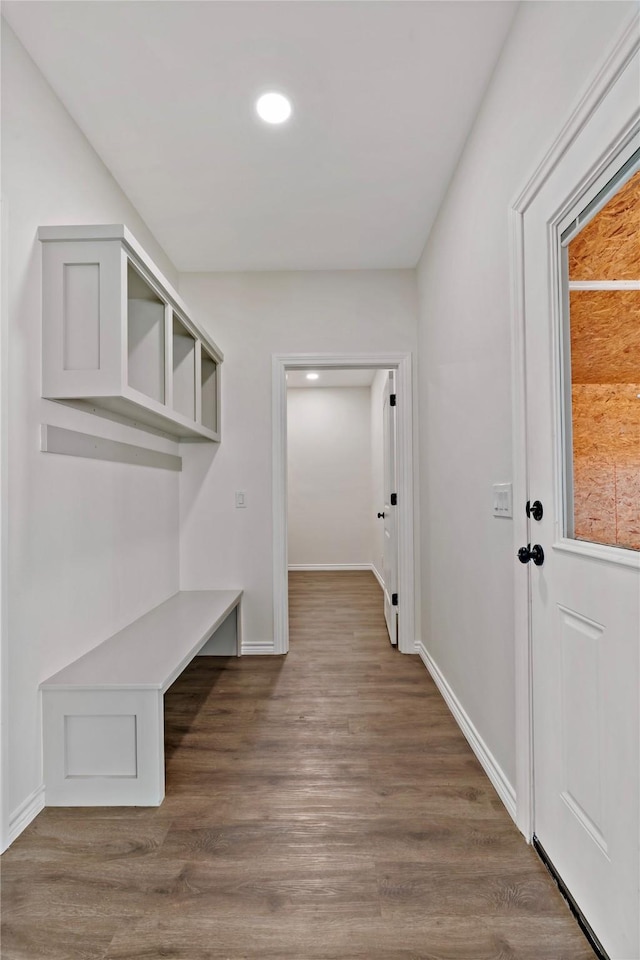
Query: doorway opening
272,353,415,656
286,367,398,646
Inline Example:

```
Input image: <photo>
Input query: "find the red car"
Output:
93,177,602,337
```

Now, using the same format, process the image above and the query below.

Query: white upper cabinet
39,225,222,441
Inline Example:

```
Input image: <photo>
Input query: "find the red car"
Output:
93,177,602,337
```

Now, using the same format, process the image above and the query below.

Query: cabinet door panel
42,240,124,398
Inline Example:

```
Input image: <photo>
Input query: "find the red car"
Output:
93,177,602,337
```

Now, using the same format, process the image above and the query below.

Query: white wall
287,387,372,567
178,270,418,646
416,0,637,791
370,370,388,583
1,24,181,834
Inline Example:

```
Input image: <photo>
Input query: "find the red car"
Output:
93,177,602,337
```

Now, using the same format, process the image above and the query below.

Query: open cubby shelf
172,315,196,422
39,224,222,442
201,349,218,433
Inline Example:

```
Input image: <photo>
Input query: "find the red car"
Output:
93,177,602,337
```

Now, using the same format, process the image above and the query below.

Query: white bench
41,589,242,806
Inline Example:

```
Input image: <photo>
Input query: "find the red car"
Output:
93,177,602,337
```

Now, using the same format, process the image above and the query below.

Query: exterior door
522,50,640,959
382,372,398,646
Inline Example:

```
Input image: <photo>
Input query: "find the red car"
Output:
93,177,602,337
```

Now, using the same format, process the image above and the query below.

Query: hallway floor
2,571,594,959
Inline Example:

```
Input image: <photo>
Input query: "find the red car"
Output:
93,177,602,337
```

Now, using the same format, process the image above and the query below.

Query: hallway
1,572,593,958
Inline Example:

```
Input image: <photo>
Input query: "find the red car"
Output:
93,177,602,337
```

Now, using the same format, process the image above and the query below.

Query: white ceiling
2,1,518,272
287,369,377,389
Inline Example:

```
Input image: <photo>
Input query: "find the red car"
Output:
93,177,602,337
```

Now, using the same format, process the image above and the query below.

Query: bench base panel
40,591,242,807
43,689,165,806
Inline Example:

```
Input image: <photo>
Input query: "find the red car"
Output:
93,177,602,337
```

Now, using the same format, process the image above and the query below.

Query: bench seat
41,589,242,807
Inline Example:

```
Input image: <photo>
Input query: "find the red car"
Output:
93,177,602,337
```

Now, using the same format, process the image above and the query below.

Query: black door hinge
390,393,396,407
390,493,397,506
392,593,398,606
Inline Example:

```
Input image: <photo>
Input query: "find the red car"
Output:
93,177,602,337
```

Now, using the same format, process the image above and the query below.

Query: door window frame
558,146,640,554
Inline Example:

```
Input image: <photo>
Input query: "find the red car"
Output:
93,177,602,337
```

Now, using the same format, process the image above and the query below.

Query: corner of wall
416,640,517,824
6,783,46,850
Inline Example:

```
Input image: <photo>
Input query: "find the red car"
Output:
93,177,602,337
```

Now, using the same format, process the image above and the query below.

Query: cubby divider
172,314,196,422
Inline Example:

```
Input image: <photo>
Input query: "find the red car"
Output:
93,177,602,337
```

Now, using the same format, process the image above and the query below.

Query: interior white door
382,371,398,646
522,50,640,959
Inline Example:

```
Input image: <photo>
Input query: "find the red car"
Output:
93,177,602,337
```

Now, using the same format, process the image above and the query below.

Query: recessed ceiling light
256,92,292,125
306,373,319,381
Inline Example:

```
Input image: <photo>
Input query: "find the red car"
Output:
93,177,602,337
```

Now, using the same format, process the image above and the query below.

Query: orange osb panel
614,464,640,550
573,457,617,546
572,384,640,463
573,457,640,551
568,168,640,280
570,289,640,383
572,384,640,551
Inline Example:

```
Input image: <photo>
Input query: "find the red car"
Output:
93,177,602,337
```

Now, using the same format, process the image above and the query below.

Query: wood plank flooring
1,571,594,959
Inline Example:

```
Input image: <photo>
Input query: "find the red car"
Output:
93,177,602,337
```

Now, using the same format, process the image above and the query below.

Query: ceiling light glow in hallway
256,92,292,125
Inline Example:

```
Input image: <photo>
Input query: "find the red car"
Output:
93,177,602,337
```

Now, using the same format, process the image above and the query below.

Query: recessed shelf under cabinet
39,224,222,441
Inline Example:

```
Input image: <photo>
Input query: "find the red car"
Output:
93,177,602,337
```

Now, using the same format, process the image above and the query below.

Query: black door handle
377,512,385,519
517,544,544,566
526,500,544,521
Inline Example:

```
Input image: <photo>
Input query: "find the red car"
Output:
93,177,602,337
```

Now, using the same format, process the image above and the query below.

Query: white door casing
512,16,640,958
272,353,415,655
0,198,8,853
382,371,398,646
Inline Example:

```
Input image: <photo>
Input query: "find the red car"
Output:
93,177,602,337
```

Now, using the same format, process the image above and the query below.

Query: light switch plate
492,482,512,518
235,491,246,509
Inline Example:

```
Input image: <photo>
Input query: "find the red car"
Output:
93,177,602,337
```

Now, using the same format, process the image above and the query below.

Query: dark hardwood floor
1,571,594,959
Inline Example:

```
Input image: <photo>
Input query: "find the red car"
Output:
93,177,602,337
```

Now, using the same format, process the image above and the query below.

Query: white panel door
522,51,640,958
382,372,397,646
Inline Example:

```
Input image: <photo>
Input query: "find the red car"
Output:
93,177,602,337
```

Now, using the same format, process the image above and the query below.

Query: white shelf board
41,590,243,692
53,393,219,442
41,424,182,471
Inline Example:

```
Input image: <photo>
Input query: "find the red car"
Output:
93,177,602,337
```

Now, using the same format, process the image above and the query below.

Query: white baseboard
8,783,45,848
416,641,517,823
288,563,374,572
370,563,384,590
241,640,276,655
288,562,384,587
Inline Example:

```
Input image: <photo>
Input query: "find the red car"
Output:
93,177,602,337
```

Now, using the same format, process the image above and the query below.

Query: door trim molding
509,8,640,841
0,199,8,853
272,352,415,655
